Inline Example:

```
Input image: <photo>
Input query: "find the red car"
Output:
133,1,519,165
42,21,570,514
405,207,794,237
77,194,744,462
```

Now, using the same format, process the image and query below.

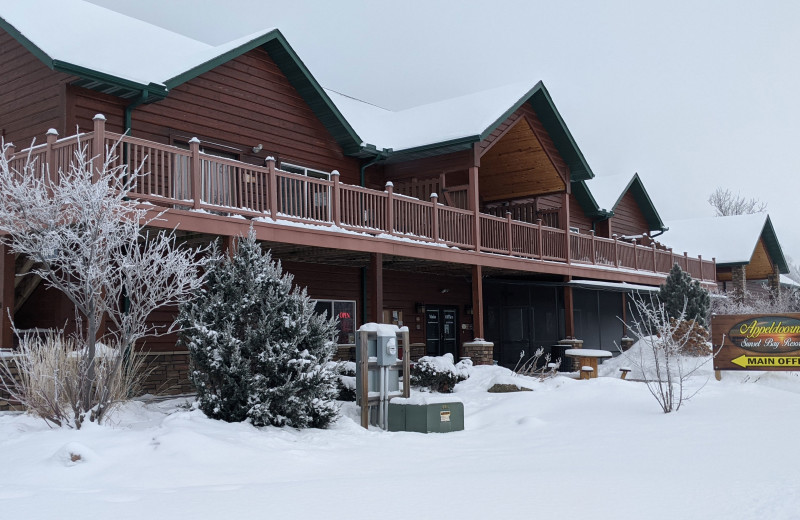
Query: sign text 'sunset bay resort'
713,314,800,372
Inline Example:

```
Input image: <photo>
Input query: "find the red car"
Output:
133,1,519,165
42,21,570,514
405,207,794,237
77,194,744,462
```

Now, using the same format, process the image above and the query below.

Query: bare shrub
514,347,561,381
0,332,152,427
623,294,712,413
0,133,205,428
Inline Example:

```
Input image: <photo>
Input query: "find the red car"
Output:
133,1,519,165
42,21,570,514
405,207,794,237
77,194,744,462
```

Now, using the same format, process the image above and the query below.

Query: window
172,139,240,206
278,162,331,220
280,162,329,180
314,300,357,345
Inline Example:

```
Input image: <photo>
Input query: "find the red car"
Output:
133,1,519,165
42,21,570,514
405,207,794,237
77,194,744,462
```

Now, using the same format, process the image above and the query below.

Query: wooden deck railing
4,117,717,282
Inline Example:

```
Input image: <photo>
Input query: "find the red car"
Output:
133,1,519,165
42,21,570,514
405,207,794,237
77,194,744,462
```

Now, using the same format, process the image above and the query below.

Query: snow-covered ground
3,360,800,519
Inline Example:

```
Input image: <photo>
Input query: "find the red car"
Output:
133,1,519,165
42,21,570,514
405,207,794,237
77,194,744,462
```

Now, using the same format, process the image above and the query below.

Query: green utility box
388,397,464,433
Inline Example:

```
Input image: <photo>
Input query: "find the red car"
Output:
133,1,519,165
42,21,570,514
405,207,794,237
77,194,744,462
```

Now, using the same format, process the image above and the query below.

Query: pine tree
178,231,339,428
659,263,711,327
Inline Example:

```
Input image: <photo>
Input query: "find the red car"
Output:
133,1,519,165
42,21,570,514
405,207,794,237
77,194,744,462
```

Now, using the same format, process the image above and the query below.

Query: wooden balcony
4,118,717,283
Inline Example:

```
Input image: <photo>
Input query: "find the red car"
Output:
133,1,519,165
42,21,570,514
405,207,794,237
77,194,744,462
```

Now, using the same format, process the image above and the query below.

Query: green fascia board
476,81,594,182
612,173,666,232
572,180,610,218
164,29,364,155
761,216,789,274
379,135,478,163
53,61,168,100
0,16,53,68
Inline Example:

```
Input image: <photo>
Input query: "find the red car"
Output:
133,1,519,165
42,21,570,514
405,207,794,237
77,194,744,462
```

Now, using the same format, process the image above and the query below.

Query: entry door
426,306,458,357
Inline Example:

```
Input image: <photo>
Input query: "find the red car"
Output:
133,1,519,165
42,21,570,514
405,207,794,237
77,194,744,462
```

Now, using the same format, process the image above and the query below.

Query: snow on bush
0,137,205,428
179,230,340,429
410,353,471,393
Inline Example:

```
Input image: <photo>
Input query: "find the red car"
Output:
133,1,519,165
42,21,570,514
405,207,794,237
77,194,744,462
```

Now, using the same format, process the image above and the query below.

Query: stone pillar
731,265,746,303
767,263,781,300
557,337,584,372
620,337,635,352
462,340,494,365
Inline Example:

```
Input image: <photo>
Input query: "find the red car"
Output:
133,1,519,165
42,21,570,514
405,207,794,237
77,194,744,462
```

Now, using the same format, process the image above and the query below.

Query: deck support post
368,253,383,323
91,114,105,183
471,264,484,340
563,283,575,339
0,245,14,349
189,137,202,209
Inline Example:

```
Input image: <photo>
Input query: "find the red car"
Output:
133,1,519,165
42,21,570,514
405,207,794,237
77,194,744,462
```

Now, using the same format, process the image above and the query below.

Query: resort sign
712,314,800,372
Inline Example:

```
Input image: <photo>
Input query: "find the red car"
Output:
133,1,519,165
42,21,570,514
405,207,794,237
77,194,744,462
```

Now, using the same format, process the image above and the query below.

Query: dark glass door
425,306,458,357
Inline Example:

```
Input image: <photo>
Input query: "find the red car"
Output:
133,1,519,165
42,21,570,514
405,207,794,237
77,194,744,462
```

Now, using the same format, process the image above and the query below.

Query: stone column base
462,340,494,365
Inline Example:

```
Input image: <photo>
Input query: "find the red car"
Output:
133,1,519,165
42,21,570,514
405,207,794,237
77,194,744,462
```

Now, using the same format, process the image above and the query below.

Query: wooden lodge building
0,2,719,388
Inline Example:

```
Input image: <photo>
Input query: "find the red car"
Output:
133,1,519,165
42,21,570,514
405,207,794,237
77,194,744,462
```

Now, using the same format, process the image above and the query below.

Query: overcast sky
90,0,800,265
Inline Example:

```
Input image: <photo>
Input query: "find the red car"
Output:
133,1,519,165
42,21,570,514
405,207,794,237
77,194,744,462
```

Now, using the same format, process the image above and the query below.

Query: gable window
314,299,357,345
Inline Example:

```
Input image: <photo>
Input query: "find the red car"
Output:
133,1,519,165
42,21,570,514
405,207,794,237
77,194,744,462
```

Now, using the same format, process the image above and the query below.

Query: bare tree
708,187,767,216
622,294,711,413
0,135,206,427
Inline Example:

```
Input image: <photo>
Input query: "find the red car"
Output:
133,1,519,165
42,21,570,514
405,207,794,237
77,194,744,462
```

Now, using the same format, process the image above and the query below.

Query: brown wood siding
384,150,473,180
383,270,472,346
477,103,568,180
609,190,650,238
70,87,127,134
0,29,72,146
130,48,360,184
536,192,594,232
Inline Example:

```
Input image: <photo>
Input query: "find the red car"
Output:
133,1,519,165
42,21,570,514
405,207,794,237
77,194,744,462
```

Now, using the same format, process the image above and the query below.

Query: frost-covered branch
0,137,206,427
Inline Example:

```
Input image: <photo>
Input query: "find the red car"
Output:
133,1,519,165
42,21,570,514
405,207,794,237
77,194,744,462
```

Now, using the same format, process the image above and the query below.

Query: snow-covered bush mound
411,353,471,393
599,336,713,380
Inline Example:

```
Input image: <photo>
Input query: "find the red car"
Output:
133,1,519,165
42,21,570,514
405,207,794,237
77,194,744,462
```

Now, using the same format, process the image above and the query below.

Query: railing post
331,170,341,226
536,219,543,260
385,181,394,235
506,211,513,256
712,257,717,282
652,243,657,272
45,128,58,183
699,255,704,281
431,192,439,242
684,252,689,273
265,156,278,219
4,143,14,166
613,234,619,267
590,230,596,264
670,248,675,270
189,137,202,209
92,114,106,182
633,239,638,270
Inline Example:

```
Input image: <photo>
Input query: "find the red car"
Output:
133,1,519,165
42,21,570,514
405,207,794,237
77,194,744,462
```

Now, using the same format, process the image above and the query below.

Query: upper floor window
280,162,329,180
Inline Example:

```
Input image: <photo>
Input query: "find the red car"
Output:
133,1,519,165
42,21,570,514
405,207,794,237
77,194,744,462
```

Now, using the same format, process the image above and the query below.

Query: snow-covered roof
327,81,539,152
0,0,276,89
780,275,800,288
661,213,787,271
0,1,594,177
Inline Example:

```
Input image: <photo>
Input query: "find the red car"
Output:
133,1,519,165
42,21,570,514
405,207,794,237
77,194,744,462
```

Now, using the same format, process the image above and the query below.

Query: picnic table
564,349,612,379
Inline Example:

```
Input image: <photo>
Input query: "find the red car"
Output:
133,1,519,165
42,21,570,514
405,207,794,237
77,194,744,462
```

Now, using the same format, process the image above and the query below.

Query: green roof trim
572,180,610,218
0,15,52,70
474,82,593,181
615,173,666,232
716,216,789,274
53,61,168,100
162,30,363,155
